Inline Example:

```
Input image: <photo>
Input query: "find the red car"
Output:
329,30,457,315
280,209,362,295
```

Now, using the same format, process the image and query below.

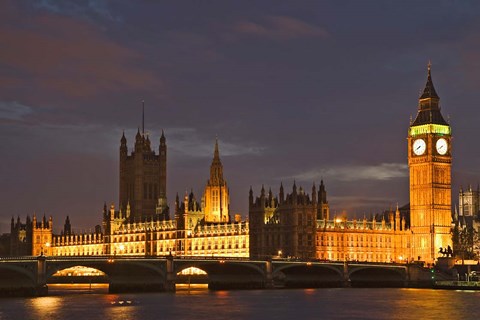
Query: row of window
317,252,392,262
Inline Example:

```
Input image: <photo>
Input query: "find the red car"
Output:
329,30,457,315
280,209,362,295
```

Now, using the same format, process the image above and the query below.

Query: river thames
0,284,478,320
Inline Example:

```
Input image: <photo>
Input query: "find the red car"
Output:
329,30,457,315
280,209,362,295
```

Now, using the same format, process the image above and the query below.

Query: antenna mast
142,99,145,135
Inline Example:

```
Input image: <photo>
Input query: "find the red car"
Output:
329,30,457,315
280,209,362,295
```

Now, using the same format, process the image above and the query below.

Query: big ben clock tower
408,63,452,263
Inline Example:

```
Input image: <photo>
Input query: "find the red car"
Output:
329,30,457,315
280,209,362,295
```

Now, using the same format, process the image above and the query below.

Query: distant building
458,185,480,224
453,186,480,259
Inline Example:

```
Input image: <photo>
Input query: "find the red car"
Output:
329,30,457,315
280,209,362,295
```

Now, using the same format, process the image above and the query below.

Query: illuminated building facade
20,138,248,258
250,64,452,264
10,65,452,264
408,64,452,262
119,128,168,221
202,139,230,223
10,214,53,256
249,183,411,262
249,182,323,259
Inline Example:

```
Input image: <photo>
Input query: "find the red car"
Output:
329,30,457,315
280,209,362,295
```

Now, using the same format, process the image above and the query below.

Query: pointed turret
158,129,168,219
319,180,327,204
160,129,166,143
135,128,142,140
312,182,317,204
249,186,254,206
214,138,220,159
145,134,151,151
395,204,401,231
279,182,285,203
175,193,180,211
134,128,143,152
120,131,128,167
64,216,71,235
419,62,439,100
412,62,447,126
126,201,131,220
268,188,273,207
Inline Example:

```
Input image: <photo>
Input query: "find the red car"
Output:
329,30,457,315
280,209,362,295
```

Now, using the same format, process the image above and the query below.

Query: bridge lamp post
278,250,282,258
40,242,50,256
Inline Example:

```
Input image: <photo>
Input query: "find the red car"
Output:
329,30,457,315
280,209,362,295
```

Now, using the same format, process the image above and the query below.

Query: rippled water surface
0,284,479,320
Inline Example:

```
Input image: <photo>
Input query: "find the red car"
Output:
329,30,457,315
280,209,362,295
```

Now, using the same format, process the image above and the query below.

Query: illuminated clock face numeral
436,138,448,155
413,139,426,156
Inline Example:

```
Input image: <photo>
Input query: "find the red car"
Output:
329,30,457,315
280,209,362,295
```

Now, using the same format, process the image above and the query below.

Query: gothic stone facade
250,65,451,264
119,130,168,221
249,183,411,263
29,139,248,258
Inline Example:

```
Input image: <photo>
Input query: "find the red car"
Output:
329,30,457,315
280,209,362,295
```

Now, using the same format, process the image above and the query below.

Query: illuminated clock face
413,139,426,155
436,138,448,155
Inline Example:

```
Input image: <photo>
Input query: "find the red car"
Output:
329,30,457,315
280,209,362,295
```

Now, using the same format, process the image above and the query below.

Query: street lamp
41,242,51,256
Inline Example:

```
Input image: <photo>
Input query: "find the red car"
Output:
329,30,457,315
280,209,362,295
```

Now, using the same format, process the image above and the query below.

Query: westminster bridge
0,256,444,296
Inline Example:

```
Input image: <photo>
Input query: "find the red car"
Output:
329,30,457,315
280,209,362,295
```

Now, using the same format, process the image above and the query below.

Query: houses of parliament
9,65,452,264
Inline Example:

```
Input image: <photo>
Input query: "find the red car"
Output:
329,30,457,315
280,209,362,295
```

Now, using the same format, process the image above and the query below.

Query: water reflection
30,296,62,318
48,283,109,295
175,283,209,295
2,288,480,320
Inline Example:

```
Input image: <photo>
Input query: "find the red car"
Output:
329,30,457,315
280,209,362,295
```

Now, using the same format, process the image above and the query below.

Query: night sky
1,1,480,234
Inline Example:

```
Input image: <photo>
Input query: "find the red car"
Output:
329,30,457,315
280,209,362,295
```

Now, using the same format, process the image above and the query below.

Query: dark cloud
234,15,329,40
1,1,480,233
0,3,162,102
31,0,121,22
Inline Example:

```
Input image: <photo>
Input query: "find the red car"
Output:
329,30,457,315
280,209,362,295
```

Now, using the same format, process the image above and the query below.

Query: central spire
214,137,220,161
209,138,223,184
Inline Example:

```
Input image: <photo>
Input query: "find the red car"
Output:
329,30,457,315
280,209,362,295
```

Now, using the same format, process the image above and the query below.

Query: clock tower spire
408,63,452,263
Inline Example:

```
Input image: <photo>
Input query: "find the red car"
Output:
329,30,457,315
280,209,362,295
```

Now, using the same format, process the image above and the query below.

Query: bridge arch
0,264,37,284
348,266,406,287
272,263,344,288
46,260,166,280
174,260,265,278
174,260,266,290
